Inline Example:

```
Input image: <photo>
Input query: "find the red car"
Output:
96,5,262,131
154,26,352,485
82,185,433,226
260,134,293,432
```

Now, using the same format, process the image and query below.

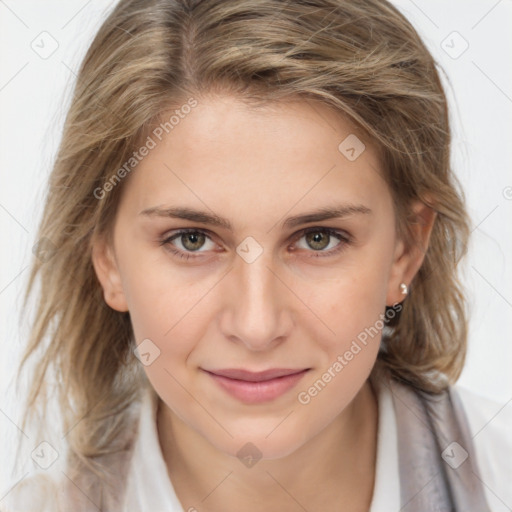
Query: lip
203,368,310,404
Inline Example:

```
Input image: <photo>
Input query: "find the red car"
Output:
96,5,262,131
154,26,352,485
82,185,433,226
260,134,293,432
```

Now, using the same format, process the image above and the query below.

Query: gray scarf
62,371,492,511
372,369,492,511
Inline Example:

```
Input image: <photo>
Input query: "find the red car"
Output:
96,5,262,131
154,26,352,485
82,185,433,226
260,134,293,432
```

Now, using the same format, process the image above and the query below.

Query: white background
1,0,511,491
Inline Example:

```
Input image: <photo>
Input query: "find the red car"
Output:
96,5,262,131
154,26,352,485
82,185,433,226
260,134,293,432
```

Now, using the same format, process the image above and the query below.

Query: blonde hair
16,0,470,492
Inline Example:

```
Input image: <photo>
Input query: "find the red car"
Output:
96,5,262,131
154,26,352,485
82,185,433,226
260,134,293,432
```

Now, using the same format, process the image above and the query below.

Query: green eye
293,227,351,257
160,226,351,261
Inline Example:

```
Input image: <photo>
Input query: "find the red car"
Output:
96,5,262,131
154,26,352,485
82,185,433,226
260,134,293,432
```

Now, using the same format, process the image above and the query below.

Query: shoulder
2,397,144,512
453,384,512,445
452,384,512,511
1,471,65,512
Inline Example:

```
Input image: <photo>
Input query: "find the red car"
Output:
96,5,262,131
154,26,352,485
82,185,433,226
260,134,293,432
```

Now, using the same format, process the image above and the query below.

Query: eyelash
159,227,352,261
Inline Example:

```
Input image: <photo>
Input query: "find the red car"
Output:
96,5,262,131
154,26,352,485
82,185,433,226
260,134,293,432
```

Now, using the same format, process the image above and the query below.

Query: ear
91,234,129,312
386,200,437,306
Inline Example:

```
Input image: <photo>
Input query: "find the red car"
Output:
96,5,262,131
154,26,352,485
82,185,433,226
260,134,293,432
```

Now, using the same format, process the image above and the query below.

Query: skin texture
92,94,436,511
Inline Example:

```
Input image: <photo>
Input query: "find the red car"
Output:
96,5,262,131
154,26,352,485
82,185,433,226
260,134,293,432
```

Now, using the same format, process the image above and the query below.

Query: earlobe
91,235,129,312
385,200,437,306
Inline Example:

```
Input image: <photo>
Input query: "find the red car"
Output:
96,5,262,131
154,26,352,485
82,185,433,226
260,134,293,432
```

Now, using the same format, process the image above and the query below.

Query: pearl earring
400,283,408,296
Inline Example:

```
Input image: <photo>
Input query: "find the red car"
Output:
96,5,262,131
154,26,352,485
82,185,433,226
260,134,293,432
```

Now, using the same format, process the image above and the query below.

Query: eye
160,229,216,260
160,227,351,261
291,227,351,257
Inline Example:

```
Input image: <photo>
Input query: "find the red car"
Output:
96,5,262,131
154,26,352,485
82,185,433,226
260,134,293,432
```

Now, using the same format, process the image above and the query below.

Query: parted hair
16,0,470,490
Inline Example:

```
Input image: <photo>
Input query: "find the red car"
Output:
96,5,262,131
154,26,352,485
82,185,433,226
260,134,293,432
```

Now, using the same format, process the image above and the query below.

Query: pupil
183,232,204,251
307,231,329,250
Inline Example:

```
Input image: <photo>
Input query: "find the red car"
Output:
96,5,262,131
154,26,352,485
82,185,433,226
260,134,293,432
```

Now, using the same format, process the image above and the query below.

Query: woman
3,0,511,510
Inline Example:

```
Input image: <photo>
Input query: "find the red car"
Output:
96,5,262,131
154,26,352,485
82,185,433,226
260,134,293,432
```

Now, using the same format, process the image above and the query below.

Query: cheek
298,278,385,394
298,244,394,352
292,265,389,431
117,246,204,368
127,282,207,367
119,239,199,333
123,263,210,416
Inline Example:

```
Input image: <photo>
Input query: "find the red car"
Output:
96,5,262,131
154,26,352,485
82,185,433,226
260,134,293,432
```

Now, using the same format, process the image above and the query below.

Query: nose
218,249,293,352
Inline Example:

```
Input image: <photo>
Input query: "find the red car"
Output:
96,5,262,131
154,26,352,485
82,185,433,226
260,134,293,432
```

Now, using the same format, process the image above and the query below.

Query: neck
157,379,378,512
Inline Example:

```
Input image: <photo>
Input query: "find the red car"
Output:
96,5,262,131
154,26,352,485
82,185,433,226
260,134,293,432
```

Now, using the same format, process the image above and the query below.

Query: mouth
202,367,311,404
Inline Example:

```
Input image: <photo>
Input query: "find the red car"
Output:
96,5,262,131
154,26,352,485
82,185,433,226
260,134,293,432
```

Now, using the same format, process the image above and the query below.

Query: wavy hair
15,0,470,492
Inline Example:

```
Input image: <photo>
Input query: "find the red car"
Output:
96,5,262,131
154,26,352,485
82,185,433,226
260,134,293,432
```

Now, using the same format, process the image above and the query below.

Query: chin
206,418,313,463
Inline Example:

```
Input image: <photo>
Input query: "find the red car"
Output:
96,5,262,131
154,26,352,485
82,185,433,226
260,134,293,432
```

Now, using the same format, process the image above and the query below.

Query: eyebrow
139,203,372,231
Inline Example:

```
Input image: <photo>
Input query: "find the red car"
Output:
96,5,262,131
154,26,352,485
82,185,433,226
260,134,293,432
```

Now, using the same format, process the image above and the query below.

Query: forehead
118,94,389,222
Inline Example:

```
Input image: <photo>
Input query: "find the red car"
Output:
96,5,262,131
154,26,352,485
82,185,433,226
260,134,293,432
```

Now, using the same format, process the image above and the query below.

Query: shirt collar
126,380,400,511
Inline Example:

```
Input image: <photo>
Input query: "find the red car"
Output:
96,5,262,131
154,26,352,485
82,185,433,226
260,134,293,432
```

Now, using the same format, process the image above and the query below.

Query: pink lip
203,368,310,404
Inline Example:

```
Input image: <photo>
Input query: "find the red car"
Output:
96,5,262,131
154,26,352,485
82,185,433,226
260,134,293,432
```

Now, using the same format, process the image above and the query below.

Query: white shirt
124,383,402,511
3,382,511,511
124,384,402,510
124,383,512,511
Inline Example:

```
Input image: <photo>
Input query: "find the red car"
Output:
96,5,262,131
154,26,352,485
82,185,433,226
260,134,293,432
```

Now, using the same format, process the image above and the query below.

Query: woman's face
93,94,424,460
